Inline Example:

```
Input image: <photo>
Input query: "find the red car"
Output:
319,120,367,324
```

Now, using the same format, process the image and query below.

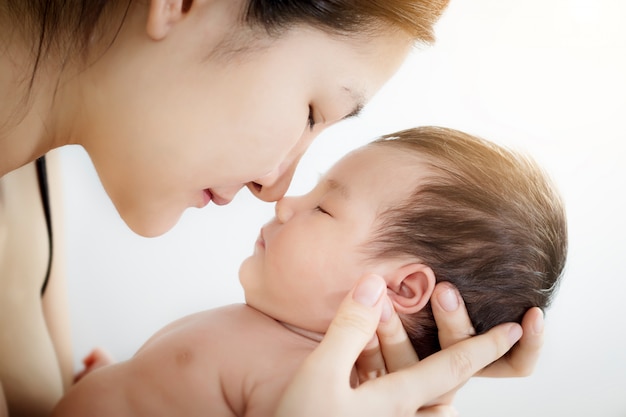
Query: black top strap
36,156,53,296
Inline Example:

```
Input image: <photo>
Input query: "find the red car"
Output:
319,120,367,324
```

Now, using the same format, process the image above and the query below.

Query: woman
0,1,544,416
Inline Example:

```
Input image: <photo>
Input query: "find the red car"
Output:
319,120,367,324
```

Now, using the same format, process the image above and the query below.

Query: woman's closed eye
307,106,316,130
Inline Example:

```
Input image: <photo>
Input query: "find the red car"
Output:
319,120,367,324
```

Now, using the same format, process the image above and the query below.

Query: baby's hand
73,347,115,383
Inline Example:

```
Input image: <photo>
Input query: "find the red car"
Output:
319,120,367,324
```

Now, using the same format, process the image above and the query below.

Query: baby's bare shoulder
127,304,305,416
140,304,281,345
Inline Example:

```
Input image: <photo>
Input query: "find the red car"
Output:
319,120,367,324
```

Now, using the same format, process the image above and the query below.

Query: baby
52,126,567,417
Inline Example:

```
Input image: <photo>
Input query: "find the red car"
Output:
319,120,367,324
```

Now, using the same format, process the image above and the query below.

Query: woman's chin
122,208,182,238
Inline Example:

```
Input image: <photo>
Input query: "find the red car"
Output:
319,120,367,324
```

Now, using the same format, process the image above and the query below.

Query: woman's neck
0,0,128,177
0,72,53,176
0,39,77,176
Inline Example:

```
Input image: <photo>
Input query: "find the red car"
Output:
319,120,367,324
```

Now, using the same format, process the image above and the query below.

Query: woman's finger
366,322,523,412
431,282,476,348
477,307,544,377
432,281,545,379
312,274,386,377
355,334,387,384
376,296,419,372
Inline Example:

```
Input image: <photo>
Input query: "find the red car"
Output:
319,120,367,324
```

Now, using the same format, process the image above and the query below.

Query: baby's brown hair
367,126,567,359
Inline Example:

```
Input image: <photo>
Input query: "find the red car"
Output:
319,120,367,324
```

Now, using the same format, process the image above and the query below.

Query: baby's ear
386,264,435,315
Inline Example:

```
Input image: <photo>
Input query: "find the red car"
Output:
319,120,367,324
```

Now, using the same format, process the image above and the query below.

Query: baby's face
239,144,427,333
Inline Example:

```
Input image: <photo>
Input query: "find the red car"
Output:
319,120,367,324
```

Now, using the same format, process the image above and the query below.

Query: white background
59,1,626,416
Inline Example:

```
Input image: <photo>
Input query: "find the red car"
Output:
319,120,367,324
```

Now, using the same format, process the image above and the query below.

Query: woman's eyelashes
307,106,316,130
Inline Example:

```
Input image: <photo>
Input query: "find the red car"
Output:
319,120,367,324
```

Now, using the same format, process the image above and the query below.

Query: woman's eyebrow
344,103,364,119
341,86,365,120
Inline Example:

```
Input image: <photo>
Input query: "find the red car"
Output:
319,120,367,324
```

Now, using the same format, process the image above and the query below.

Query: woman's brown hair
245,0,450,43
2,0,448,108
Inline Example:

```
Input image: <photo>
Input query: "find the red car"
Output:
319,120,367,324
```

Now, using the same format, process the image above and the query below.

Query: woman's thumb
312,274,386,376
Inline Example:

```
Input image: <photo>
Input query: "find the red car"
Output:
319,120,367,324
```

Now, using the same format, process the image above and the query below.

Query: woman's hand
430,282,544,377
364,282,545,383
355,298,458,414
353,280,545,412
274,275,522,417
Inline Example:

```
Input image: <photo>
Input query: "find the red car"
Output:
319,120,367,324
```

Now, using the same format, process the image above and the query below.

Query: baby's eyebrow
324,178,351,200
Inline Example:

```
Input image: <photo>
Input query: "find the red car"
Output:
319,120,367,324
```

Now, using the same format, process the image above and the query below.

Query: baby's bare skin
52,304,319,417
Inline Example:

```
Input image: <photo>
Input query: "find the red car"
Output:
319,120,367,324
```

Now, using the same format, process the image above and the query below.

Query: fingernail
437,287,459,312
380,296,393,322
509,324,523,344
534,309,545,334
353,275,385,307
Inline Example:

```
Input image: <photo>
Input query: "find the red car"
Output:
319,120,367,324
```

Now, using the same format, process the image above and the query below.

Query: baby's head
240,126,567,358
365,127,567,358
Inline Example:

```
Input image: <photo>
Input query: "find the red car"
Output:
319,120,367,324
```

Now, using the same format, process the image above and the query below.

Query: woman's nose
254,167,281,189
247,153,303,202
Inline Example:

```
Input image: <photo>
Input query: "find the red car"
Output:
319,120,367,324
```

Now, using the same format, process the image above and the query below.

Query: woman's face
72,1,411,236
